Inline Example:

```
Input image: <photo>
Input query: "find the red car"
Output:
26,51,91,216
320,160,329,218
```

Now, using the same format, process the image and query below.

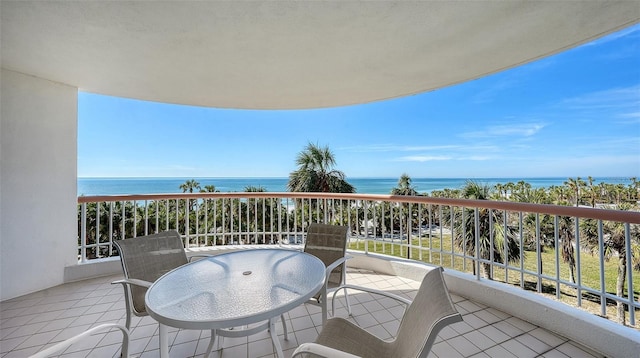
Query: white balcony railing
78,192,640,329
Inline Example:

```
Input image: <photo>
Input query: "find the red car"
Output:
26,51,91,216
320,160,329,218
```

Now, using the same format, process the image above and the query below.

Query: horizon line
78,175,635,180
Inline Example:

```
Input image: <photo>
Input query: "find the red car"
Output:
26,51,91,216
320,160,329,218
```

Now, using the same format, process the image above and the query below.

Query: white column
1,69,78,301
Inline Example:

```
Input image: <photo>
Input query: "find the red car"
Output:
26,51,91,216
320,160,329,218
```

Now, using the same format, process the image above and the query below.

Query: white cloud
560,85,640,112
460,122,546,138
396,155,452,162
617,111,640,124
461,156,492,161
620,112,640,118
341,144,460,152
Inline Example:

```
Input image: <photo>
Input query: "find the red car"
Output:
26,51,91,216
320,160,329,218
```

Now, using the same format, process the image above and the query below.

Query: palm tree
195,184,218,245
505,182,516,199
564,177,586,207
629,177,639,202
604,218,640,324
494,183,506,199
455,181,521,280
287,143,355,193
549,185,569,205
614,183,626,205
391,174,418,258
200,185,218,193
586,176,598,208
391,173,418,196
179,180,201,231
180,179,201,193
512,187,548,204
287,143,354,227
558,216,577,284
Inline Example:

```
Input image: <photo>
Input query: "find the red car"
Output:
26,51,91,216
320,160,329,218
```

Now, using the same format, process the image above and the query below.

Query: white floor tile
0,271,602,358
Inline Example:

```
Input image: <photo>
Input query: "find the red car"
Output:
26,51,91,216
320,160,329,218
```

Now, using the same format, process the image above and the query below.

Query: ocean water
77,177,633,196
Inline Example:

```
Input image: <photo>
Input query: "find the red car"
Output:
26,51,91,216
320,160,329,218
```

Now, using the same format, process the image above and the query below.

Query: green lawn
349,234,640,328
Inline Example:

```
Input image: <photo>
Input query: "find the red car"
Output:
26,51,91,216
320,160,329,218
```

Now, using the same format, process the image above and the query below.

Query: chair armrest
330,284,411,316
188,254,212,262
292,342,361,358
112,278,152,288
325,256,348,275
334,284,412,305
29,323,129,358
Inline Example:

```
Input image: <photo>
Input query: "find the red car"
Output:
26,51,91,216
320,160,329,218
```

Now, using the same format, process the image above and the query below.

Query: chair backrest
113,230,188,314
303,223,349,288
390,267,462,358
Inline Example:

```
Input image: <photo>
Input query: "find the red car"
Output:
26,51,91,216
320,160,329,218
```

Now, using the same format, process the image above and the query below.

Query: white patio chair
112,230,288,356
303,223,351,326
292,266,462,358
112,230,205,330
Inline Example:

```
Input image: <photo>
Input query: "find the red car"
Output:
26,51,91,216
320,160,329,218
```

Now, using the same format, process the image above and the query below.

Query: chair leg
343,286,352,316
280,314,288,340
124,310,132,330
321,301,328,326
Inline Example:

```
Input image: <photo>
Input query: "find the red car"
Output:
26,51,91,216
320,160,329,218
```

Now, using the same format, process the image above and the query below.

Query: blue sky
78,25,640,179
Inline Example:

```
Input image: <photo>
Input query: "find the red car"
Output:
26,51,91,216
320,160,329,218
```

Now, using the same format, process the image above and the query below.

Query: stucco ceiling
2,1,639,109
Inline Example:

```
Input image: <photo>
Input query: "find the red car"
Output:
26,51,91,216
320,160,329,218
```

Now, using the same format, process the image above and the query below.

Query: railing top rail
78,192,640,224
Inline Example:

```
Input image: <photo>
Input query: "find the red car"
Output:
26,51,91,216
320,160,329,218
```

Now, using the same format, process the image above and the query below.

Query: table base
158,317,288,358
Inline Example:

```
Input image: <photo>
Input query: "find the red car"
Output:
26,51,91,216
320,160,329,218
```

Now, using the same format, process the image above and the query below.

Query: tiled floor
1,269,602,358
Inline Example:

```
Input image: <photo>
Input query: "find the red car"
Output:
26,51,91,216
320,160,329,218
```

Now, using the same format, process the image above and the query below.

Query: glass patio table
145,248,326,358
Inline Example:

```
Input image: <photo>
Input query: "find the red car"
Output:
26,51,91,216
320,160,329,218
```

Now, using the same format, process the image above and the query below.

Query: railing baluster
503,209,508,283
95,202,100,258
185,199,190,248
195,199,200,246
520,211,525,290
109,202,114,257
121,200,125,240
460,206,464,271
625,222,635,326
164,199,169,231
475,207,480,280
269,198,274,244
598,219,606,317
536,213,542,293
80,202,87,263
133,200,137,238
259,199,263,244
155,200,159,234
224,198,229,245
489,209,494,280
213,197,218,245
143,199,148,236
175,199,179,237
575,217,582,307
204,199,208,246
554,215,560,298
441,205,447,267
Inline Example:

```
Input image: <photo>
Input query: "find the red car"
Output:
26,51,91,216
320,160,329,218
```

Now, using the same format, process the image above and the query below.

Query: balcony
6,192,639,357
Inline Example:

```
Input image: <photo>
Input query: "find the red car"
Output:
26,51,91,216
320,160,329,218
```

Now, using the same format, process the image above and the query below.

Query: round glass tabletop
145,249,326,330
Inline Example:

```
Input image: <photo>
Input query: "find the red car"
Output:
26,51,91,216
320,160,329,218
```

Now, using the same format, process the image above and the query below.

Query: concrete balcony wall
0,69,78,301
